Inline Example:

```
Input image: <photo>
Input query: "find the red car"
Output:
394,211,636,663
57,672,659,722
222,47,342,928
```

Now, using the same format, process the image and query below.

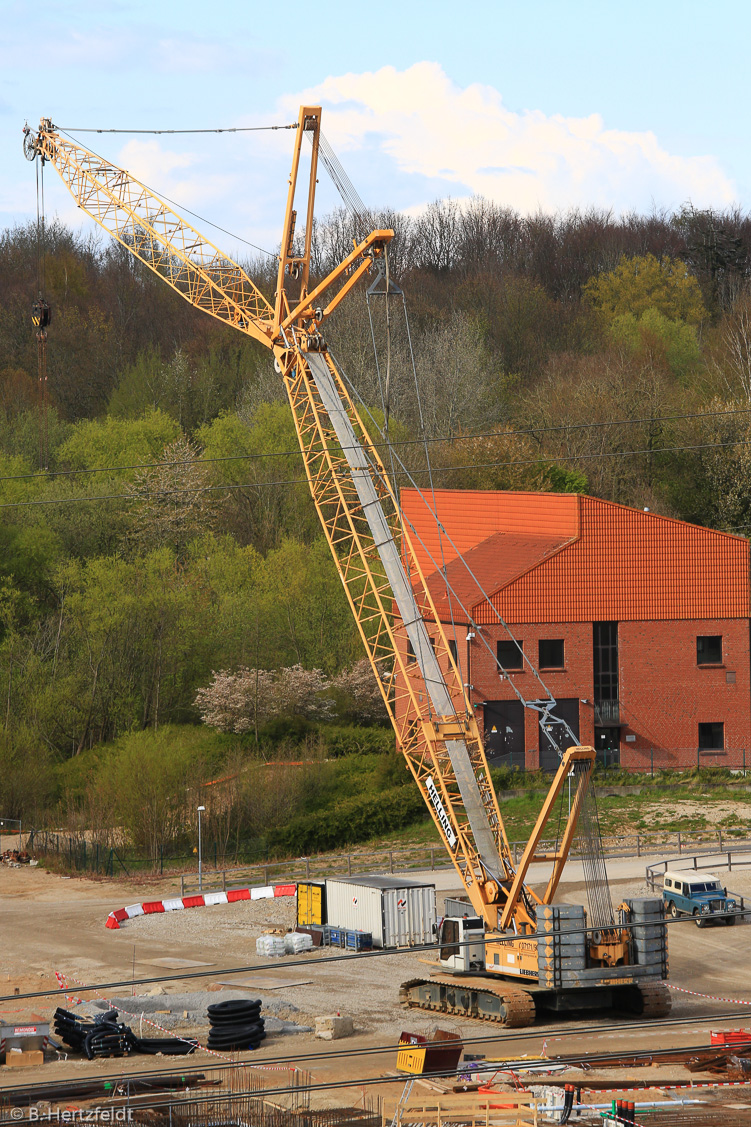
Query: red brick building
401,489,751,772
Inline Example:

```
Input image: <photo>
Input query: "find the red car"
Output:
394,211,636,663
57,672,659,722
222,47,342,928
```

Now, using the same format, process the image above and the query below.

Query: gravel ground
122,892,298,953
107,864,751,1038
74,990,312,1035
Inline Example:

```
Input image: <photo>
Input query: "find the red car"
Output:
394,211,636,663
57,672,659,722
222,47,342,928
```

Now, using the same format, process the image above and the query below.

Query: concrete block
631,924,665,940
315,1014,354,1040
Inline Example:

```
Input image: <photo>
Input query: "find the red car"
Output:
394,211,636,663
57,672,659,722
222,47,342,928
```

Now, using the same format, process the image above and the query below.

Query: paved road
406,853,673,891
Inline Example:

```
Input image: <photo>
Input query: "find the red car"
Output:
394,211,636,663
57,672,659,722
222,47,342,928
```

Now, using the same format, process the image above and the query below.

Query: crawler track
635,980,672,1018
400,975,673,1026
400,975,537,1027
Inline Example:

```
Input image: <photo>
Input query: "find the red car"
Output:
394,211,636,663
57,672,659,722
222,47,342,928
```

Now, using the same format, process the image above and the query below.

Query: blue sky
2,0,749,262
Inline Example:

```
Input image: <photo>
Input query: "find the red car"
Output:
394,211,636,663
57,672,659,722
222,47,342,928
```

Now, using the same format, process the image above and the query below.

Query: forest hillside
2,199,751,857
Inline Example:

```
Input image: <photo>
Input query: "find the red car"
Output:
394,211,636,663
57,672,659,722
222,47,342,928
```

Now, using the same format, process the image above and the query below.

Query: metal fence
24,823,751,890
615,746,751,773
180,828,751,896
25,828,270,877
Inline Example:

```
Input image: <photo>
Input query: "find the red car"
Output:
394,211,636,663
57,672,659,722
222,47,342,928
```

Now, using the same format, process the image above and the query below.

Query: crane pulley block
32,300,51,330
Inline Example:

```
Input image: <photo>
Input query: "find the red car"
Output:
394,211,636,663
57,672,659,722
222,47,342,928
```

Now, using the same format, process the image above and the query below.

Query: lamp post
197,806,205,892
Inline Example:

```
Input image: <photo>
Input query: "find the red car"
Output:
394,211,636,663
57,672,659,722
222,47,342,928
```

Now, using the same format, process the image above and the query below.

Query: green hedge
318,724,394,757
268,784,426,855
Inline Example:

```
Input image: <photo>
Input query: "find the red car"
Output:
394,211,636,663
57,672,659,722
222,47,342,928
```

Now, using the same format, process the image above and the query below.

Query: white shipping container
325,875,436,948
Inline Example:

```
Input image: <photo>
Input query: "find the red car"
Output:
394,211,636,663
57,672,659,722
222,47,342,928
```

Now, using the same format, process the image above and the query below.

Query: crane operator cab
438,915,486,973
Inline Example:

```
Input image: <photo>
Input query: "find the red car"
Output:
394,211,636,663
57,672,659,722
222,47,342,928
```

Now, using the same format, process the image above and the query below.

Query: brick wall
618,617,751,769
394,613,751,772
463,621,592,769
444,616,751,771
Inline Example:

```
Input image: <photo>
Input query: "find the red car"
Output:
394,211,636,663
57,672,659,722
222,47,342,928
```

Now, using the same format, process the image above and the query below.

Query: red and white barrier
668,983,751,1007
105,883,296,929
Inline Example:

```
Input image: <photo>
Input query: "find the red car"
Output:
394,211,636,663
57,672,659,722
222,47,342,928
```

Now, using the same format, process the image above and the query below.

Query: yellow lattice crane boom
24,108,670,1026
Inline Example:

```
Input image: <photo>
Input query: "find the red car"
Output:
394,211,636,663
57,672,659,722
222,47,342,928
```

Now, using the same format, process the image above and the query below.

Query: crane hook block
32,300,51,330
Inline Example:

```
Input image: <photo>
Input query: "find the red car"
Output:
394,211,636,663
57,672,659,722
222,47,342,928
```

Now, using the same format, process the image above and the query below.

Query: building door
483,700,525,769
595,727,621,767
539,699,580,771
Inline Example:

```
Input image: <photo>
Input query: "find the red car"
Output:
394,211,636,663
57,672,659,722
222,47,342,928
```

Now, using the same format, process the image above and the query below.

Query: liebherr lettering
425,776,457,849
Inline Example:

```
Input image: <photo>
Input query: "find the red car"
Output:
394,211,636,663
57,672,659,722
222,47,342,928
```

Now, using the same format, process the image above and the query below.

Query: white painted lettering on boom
426,776,457,849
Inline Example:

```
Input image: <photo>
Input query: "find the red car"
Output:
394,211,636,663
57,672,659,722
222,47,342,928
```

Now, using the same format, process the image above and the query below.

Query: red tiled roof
424,530,569,621
402,489,750,624
401,489,579,577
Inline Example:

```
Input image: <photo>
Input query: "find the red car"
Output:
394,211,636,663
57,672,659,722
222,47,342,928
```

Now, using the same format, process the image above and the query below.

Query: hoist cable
34,158,42,297
307,129,369,227
399,273,470,725
575,759,614,928
34,156,49,471
331,347,560,717
40,157,46,296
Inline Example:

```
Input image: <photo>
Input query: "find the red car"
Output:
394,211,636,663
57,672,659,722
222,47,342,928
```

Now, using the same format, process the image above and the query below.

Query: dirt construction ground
2,854,751,1110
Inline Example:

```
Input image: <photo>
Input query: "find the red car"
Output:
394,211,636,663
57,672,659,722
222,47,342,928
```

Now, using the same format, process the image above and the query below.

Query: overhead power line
1,436,750,512
4,906,744,1005
0,405,747,487
0,1021,739,1097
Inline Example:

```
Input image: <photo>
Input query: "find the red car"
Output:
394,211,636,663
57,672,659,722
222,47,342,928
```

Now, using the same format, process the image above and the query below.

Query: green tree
609,308,702,380
198,406,317,552
58,408,181,471
584,253,707,325
260,538,359,674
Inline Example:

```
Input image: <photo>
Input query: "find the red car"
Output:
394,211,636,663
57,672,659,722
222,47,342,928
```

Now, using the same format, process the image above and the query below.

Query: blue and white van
662,870,736,927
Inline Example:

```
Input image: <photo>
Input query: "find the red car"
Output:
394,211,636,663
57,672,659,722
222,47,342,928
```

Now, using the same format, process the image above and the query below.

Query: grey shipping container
325,875,436,948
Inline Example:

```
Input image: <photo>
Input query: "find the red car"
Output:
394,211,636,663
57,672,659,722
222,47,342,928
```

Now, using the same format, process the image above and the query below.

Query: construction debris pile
1,849,35,866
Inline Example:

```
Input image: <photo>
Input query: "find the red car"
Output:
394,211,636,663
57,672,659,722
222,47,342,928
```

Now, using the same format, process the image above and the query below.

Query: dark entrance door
595,726,621,767
539,699,580,771
483,700,525,769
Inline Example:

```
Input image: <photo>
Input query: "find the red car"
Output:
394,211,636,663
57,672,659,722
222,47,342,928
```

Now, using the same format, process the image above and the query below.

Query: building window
497,639,523,671
697,635,722,665
539,639,564,669
698,722,724,750
408,636,436,664
593,621,618,702
448,639,458,665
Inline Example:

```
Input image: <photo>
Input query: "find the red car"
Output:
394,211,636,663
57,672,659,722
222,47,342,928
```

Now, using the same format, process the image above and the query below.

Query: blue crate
345,929,373,951
328,926,346,947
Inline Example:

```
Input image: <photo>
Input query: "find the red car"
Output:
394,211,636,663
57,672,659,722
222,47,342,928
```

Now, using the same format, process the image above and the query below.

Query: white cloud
284,62,735,214
117,139,195,182
115,139,235,214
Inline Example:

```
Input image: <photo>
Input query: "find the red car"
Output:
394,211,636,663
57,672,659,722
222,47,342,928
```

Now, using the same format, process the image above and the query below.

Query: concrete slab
217,977,312,990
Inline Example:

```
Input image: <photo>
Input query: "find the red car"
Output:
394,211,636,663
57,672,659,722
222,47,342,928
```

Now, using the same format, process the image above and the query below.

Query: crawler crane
23,109,669,1026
